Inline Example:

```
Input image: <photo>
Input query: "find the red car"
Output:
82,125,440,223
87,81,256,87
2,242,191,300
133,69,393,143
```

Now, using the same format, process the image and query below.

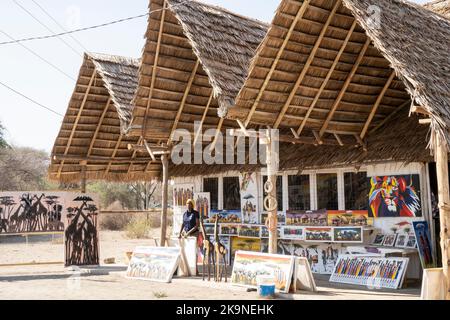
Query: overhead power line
0,30,76,82
0,80,63,117
30,0,88,52
0,0,192,46
12,0,82,57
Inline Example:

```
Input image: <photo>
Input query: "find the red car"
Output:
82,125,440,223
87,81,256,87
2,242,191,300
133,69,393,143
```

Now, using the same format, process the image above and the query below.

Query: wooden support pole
434,131,450,300
80,161,87,194
160,153,169,247
264,129,278,254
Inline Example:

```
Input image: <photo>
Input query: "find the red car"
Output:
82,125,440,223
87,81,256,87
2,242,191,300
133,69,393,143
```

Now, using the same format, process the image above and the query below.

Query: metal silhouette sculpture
65,196,99,266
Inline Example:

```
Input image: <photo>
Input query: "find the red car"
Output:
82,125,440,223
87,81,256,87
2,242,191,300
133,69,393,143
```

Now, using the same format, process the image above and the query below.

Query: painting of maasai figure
194,192,210,218
173,184,194,207
65,195,99,266
240,172,259,224
413,221,435,269
368,175,422,217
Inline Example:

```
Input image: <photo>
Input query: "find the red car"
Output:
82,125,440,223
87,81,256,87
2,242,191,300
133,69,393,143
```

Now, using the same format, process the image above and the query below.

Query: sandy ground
0,231,421,300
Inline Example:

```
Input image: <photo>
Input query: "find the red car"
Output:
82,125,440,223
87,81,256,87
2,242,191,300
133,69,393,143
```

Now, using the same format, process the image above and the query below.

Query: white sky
0,0,428,152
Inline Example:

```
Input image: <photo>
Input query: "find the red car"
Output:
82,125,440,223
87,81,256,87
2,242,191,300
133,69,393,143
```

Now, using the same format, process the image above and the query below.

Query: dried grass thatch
425,0,450,18
129,0,268,144
49,53,162,183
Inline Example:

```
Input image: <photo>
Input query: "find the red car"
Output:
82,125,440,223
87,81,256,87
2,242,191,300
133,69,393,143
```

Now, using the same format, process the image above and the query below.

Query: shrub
125,216,152,239
99,213,132,231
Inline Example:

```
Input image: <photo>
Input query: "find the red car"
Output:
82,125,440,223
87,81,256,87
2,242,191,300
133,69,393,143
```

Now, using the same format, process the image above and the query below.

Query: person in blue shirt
178,199,200,239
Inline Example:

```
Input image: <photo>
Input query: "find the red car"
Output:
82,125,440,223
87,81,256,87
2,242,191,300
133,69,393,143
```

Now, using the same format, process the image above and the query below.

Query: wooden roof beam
354,134,367,152
57,70,97,178
334,133,344,146
208,118,224,152
86,97,112,157
360,71,396,139
244,0,311,127
410,105,430,116
319,37,371,137
273,0,341,129
168,59,200,145
104,135,123,176
193,91,214,145
297,19,357,136
142,0,167,137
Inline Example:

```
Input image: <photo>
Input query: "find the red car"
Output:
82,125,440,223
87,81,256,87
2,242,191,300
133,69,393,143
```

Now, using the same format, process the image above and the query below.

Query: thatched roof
224,0,450,161
49,53,162,183
129,0,268,144
425,0,450,18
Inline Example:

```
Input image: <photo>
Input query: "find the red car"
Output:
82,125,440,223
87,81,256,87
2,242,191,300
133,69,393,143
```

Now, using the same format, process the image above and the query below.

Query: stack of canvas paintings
126,246,181,283
330,255,409,289
286,210,327,226
231,251,295,293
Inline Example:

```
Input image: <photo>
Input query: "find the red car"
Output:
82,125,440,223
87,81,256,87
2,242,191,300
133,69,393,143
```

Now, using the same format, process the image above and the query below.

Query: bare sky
0,0,428,152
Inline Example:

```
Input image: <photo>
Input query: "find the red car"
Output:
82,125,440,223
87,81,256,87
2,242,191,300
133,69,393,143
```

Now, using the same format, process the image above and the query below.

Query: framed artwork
219,223,239,236
368,175,422,217
194,192,210,219
382,234,397,247
280,226,304,240
231,237,261,259
203,223,215,236
126,246,181,283
286,209,327,226
173,184,194,207
240,172,259,224
413,221,436,269
330,255,409,289
327,210,373,226
238,224,261,238
304,227,333,242
405,235,417,249
231,251,295,293
260,212,286,225
372,233,385,246
260,226,280,239
293,257,317,292
333,227,363,243
395,234,408,248
208,210,242,223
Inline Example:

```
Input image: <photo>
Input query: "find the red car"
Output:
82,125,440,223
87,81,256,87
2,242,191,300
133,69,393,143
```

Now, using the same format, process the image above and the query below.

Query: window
203,178,218,210
344,172,368,210
262,175,283,211
316,173,338,209
223,177,240,210
288,175,310,210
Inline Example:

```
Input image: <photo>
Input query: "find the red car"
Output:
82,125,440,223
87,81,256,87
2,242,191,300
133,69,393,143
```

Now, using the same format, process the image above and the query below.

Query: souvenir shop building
49,0,450,289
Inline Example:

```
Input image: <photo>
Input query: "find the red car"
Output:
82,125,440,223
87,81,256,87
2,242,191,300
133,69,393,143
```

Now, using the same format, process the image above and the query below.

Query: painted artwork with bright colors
368,175,422,217
327,210,373,226
413,221,435,269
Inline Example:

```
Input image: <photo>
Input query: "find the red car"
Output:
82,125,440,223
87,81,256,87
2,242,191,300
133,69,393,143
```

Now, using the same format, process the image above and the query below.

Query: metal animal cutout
65,196,99,266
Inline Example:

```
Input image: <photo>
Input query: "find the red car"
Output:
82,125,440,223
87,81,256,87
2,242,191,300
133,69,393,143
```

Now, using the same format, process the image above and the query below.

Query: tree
0,146,54,191
0,121,9,149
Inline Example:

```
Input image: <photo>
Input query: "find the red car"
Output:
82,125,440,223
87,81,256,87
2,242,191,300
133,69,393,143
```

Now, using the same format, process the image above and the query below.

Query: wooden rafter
334,133,344,146
168,59,200,145
273,0,341,129
360,71,396,139
142,0,167,137
57,71,97,178
368,99,411,134
297,19,357,136
193,91,214,145
319,37,371,137
244,0,311,127
209,118,224,152
127,136,142,175
104,134,123,175
86,97,112,157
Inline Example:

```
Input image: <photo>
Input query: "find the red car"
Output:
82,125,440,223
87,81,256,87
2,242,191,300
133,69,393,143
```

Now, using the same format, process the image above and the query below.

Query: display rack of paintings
333,227,363,243
194,192,210,219
286,209,327,226
330,255,409,289
368,175,422,217
413,221,435,269
382,234,397,247
280,226,304,240
238,224,261,238
220,224,239,236
173,184,194,207
240,172,259,224
231,251,295,293
405,234,418,249
260,212,286,225
208,210,242,223
327,210,373,226
305,227,333,242
126,246,181,283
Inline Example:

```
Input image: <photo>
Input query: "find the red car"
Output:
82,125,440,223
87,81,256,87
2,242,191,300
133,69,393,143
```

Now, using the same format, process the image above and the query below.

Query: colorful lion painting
368,175,421,217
